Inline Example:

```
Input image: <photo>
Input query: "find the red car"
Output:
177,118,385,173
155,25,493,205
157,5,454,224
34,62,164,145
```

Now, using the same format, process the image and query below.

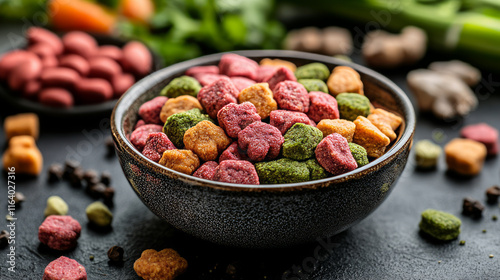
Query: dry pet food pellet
298,79,328,93
273,81,310,113
460,123,498,156
86,201,113,227
419,209,461,241
307,91,339,122
43,256,87,280
315,133,358,175
2,135,43,175
353,116,391,158
317,119,356,141
445,138,487,176
283,123,323,161
238,83,277,119
138,96,168,124
185,65,219,76
163,108,212,148
336,93,371,121
255,158,310,184
367,109,402,141
142,132,176,163
237,122,284,162
219,53,259,80
159,149,200,175
414,140,442,169
197,77,238,119
349,142,369,167
213,160,259,185
259,58,297,72
193,161,219,180
4,113,39,140
38,215,81,250
183,121,231,162
218,142,250,163
160,76,201,98
263,66,297,91
327,66,364,96
217,102,261,138
130,124,163,151
230,76,255,92
294,62,330,81
160,95,203,123
270,110,316,135
44,196,68,217
134,249,188,280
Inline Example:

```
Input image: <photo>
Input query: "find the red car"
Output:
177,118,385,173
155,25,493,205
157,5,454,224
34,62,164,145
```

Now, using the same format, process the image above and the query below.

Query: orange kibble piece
259,58,297,72
445,138,487,176
159,149,200,175
2,135,43,175
238,83,277,119
353,116,390,158
367,109,403,141
183,121,231,162
134,248,188,280
327,66,364,96
4,113,39,140
317,119,356,141
160,95,203,123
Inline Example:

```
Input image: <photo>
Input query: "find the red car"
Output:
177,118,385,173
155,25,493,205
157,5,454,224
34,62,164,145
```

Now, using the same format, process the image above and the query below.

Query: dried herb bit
0,230,9,248
482,229,487,233
493,215,498,221
48,163,64,182
486,186,500,204
108,246,124,262
438,260,442,264
13,192,25,206
459,240,466,246
490,254,494,258
462,198,484,219
89,255,94,261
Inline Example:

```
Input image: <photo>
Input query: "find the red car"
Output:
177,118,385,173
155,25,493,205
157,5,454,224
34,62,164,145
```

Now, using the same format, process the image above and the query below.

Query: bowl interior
113,50,415,190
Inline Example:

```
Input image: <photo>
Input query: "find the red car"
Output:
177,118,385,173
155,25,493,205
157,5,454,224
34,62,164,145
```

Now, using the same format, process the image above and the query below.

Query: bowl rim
111,50,415,191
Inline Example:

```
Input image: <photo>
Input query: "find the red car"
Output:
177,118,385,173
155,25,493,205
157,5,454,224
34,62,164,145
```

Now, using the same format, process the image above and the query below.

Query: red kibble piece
43,256,87,280
461,123,498,155
186,65,219,76
213,160,259,185
193,73,229,87
112,73,135,98
62,31,98,58
238,121,284,162
307,91,340,122
197,77,238,119
27,27,63,55
270,110,316,135
88,57,122,81
40,67,81,89
94,45,122,61
219,53,259,80
193,161,219,180
38,215,81,251
130,124,163,151
263,66,297,91
256,65,276,82
315,133,358,175
219,142,250,163
273,81,310,113
138,96,168,124
75,78,113,104
59,55,90,76
142,132,176,162
230,77,255,92
217,102,261,138
38,88,74,108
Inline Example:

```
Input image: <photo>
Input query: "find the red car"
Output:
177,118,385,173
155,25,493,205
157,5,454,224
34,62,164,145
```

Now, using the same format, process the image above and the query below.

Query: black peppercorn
108,246,124,262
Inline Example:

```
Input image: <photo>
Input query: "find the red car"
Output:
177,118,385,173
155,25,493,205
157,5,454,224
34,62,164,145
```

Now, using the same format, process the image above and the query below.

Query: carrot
120,0,154,24
48,0,117,34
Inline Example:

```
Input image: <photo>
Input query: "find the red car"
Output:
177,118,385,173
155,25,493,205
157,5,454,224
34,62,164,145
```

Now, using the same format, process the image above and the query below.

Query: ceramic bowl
111,50,415,248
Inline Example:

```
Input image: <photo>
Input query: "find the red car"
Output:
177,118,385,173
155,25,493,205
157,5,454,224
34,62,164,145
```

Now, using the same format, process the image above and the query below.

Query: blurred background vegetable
0,0,285,66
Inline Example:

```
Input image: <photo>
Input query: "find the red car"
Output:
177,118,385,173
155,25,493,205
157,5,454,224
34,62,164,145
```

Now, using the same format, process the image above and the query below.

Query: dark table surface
1,21,500,280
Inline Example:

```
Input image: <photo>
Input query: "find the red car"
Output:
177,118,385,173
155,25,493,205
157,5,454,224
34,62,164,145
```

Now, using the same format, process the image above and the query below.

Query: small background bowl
111,50,415,248
0,33,162,119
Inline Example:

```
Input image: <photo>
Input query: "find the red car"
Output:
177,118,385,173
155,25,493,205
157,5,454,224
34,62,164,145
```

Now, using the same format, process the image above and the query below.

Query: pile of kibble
0,27,152,108
129,53,403,185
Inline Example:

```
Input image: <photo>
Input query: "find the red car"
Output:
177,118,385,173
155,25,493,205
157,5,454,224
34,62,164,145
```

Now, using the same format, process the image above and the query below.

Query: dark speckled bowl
111,50,415,248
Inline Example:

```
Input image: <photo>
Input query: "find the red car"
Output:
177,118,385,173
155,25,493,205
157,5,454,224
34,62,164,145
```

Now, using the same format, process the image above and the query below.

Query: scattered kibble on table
419,209,461,241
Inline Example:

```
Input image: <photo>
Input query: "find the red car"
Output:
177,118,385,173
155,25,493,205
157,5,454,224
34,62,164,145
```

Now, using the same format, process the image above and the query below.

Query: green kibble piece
255,158,310,184
294,63,330,80
163,108,212,148
348,143,369,167
44,196,68,216
415,140,442,169
283,123,323,161
419,209,461,241
86,201,113,227
336,93,371,121
304,159,328,181
298,79,328,93
160,75,201,98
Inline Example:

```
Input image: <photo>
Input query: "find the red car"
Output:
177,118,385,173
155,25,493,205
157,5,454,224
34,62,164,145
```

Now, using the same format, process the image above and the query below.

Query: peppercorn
100,171,111,186
0,230,9,248
48,163,64,182
462,198,484,219
108,246,124,262
486,186,500,204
